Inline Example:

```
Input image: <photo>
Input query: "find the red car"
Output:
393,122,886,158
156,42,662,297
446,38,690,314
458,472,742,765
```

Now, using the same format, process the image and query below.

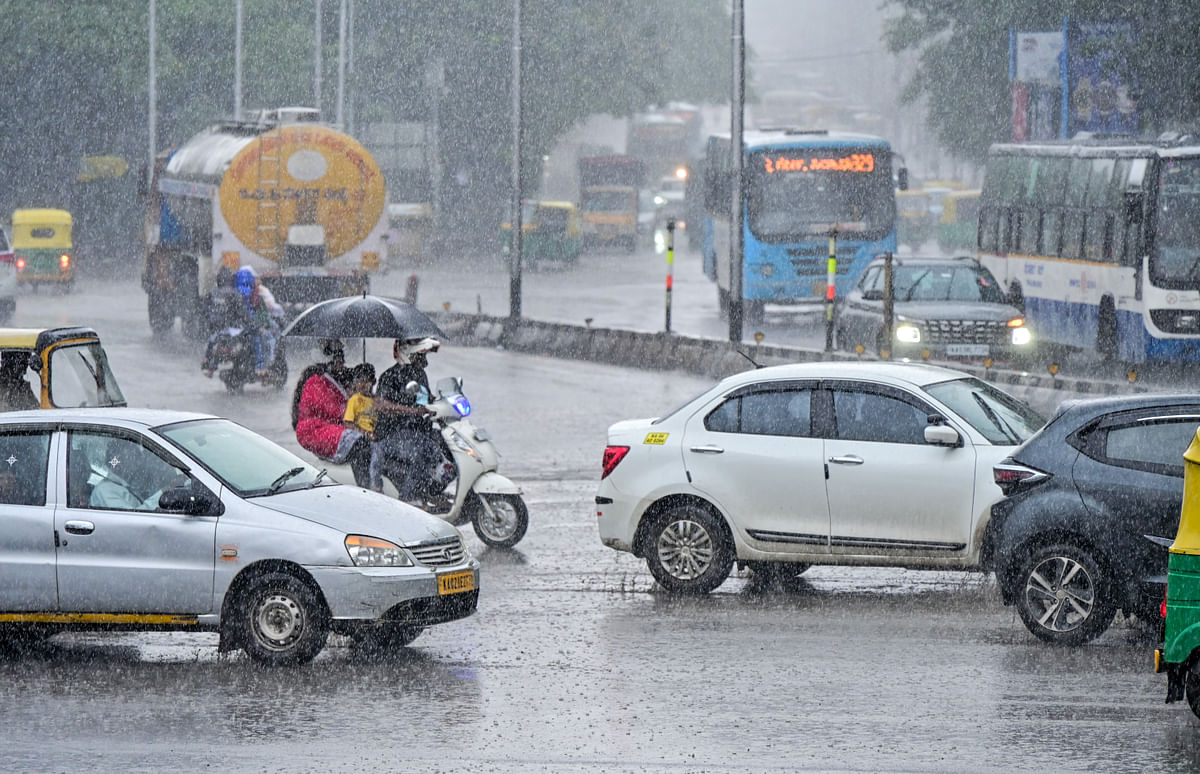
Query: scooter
404,375,529,548
206,327,289,393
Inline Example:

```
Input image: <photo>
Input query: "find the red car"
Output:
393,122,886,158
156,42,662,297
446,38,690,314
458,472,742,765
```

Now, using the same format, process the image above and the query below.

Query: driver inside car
87,437,180,511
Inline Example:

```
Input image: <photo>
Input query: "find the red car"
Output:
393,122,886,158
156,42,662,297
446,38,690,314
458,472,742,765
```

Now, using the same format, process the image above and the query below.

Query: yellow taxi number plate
644,432,669,445
438,570,475,595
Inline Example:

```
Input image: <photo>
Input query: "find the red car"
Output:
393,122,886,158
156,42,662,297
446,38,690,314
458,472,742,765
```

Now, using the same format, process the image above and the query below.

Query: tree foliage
0,0,729,246
883,0,1200,162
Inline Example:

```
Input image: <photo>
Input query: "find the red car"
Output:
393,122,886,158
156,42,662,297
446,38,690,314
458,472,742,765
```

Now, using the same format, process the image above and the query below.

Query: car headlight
345,535,413,567
895,324,922,343
1011,326,1032,346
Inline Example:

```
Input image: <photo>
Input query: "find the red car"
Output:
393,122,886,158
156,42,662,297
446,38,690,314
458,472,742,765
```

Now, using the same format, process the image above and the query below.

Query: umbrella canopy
282,294,445,341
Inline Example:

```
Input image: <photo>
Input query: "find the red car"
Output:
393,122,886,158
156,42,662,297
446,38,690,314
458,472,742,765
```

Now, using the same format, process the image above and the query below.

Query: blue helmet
234,267,255,298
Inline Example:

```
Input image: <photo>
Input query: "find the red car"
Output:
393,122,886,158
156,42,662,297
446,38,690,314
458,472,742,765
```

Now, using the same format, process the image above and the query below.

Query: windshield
1152,157,1200,287
48,342,126,408
890,264,1007,303
583,190,632,212
924,377,1045,445
747,147,895,241
157,418,329,496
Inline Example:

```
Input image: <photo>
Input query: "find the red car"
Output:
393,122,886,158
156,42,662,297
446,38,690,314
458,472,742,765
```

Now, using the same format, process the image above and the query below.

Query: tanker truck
142,107,388,336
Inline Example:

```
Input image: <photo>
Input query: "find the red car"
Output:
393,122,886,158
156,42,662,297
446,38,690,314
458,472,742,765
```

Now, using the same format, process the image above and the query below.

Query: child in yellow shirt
343,363,383,491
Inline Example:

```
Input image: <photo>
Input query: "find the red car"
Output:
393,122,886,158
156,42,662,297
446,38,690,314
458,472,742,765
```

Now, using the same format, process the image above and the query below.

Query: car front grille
924,319,1008,344
408,536,467,567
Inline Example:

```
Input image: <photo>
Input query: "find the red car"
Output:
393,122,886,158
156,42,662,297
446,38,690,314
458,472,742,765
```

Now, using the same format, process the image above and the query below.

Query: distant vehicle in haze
979,134,1200,364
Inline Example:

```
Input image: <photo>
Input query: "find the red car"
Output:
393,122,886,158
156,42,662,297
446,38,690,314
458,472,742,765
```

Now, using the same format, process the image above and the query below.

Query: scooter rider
201,266,250,378
373,337,447,506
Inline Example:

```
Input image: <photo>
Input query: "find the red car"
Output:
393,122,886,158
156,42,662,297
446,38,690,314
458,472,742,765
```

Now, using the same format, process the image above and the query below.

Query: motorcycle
397,375,529,548
206,327,289,393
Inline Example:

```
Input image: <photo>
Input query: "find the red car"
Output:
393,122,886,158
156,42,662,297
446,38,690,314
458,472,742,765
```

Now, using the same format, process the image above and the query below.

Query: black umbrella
281,293,445,341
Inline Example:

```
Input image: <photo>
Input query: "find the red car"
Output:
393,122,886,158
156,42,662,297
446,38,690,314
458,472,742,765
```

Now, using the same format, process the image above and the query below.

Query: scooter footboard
472,471,522,496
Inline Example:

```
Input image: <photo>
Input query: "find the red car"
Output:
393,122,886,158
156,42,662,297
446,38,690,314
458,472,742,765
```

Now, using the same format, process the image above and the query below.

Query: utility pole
234,0,243,119
313,0,322,112
728,0,745,343
509,0,523,321
148,0,157,192
336,0,346,128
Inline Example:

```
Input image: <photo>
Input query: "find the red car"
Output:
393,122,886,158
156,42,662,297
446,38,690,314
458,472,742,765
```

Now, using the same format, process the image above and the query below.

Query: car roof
1051,393,1200,425
0,407,216,428
719,360,976,389
870,255,979,267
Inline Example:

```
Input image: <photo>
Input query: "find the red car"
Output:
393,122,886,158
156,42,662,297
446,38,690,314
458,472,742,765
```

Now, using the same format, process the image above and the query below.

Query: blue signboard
1067,20,1139,135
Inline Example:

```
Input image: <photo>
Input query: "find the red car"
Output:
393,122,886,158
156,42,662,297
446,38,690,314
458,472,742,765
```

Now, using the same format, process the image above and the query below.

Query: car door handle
828,455,864,465
689,445,724,454
64,520,95,535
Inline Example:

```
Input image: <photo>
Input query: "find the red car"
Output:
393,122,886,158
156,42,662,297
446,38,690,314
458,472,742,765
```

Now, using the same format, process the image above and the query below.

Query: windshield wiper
972,392,1019,444
903,270,931,301
308,468,329,489
268,466,305,494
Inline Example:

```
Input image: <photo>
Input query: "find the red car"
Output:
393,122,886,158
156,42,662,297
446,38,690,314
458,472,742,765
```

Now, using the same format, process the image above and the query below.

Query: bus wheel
1097,298,1118,360
717,287,730,320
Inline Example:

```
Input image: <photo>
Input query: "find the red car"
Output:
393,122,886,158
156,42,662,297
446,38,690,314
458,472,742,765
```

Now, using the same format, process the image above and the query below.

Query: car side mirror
861,289,884,301
896,167,909,191
158,484,218,515
924,423,962,447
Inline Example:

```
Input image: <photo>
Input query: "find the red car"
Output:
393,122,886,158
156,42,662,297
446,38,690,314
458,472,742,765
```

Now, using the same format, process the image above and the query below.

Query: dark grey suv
990,394,1200,645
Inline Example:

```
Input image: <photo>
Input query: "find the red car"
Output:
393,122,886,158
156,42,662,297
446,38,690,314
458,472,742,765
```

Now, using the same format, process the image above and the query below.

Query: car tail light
15,257,25,270
601,445,630,479
1162,584,1169,619
59,253,70,270
992,460,1049,495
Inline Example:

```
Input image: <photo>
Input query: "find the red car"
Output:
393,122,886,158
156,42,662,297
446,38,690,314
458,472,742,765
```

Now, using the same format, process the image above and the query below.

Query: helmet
319,338,345,358
234,268,255,298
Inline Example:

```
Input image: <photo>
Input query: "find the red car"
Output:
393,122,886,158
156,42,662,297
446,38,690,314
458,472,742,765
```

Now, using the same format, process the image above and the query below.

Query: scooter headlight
450,393,471,417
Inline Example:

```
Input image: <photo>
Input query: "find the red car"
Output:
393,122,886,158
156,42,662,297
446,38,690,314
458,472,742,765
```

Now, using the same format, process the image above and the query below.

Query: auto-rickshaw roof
0,326,100,351
12,209,73,226
1173,428,1200,555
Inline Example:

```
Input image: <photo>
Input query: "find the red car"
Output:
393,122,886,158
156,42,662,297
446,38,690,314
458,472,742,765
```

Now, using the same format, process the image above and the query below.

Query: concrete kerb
433,311,1151,394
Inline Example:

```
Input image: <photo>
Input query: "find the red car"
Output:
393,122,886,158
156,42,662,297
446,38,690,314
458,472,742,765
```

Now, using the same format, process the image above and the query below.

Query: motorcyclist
373,337,448,506
201,266,250,378
234,266,279,378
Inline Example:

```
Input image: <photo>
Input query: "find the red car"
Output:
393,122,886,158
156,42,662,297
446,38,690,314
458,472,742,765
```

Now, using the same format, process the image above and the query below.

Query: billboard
1067,20,1139,135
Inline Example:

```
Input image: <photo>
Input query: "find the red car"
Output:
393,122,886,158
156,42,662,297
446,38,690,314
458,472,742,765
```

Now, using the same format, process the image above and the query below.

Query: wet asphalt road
2,260,1199,773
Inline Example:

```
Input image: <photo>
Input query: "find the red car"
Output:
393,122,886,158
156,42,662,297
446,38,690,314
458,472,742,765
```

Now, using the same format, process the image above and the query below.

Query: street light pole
148,0,157,193
728,0,745,344
508,0,523,322
234,0,243,119
336,0,346,127
313,0,322,112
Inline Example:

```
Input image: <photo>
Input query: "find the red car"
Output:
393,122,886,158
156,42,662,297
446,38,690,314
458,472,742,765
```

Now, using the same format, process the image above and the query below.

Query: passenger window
705,389,813,437
0,429,51,506
69,431,189,511
832,390,929,445
1104,420,1199,474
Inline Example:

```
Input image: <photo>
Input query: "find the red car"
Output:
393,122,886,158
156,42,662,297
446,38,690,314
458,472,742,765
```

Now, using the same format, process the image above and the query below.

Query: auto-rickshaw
11,208,74,289
0,326,125,410
936,189,982,254
500,200,582,264
1155,428,1200,717
895,190,934,249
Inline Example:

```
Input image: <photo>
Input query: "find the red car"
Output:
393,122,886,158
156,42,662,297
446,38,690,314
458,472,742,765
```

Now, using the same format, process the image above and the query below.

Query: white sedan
595,361,1045,593
0,408,479,664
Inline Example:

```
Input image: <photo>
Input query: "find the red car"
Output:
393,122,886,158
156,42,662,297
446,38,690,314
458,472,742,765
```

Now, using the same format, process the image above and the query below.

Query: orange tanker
142,108,388,336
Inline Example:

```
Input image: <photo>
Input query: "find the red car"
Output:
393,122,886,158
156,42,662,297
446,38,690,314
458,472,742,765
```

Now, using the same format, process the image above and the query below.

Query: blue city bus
701,129,902,322
978,136,1200,364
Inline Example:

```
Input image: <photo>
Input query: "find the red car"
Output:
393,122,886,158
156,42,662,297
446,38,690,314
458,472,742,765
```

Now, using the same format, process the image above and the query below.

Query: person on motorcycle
292,339,373,489
234,266,280,379
373,337,449,508
201,267,250,378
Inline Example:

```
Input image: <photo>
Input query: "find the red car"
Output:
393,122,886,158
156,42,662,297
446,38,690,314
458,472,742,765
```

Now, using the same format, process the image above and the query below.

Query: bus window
1041,210,1063,256
1062,211,1085,259
1067,158,1091,207
1018,208,1040,253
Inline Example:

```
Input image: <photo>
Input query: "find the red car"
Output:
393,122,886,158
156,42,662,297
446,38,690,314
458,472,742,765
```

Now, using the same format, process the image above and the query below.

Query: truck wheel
1013,542,1115,645
1185,662,1200,719
148,293,174,334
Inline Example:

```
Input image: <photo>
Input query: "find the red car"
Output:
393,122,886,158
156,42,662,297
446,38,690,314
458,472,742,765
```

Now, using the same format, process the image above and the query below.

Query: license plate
437,570,475,595
947,344,989,357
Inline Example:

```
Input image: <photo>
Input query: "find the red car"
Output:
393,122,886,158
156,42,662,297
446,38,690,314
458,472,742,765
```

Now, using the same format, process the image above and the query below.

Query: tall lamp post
508,0,523,322
728,0,745,343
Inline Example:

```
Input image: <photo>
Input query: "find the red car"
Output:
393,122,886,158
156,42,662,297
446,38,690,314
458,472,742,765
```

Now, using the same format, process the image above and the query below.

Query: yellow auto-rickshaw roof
1172,428,1200,554
0,326,99,351
536,201,577,210
12,209,73,226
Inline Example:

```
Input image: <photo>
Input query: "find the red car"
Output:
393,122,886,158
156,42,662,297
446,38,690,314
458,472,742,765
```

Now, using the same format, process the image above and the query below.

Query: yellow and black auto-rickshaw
500,200,582,264
0,326,125,410
11,208,74,290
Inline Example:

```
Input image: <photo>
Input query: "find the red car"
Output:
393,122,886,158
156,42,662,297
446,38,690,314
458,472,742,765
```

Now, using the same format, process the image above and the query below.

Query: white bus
978,135,1200,363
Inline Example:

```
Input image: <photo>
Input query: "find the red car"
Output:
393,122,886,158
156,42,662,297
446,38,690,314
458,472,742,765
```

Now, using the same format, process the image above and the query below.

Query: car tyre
239,572,329,666
643,503,733,594
1013,542,1115,645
